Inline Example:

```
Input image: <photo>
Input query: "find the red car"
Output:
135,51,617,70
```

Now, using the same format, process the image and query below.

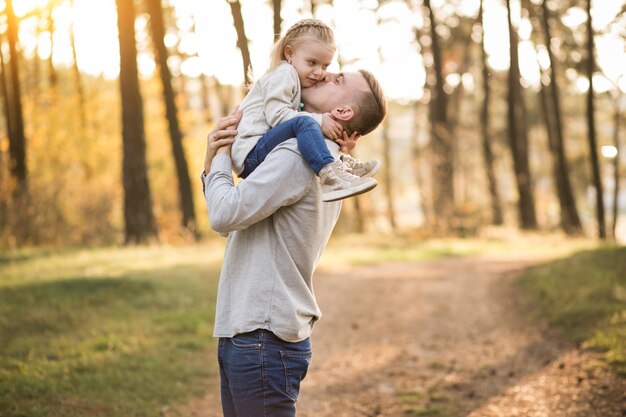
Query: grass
319,230,595,268
0,233,612,416
518,246,626,375
0,244,225,417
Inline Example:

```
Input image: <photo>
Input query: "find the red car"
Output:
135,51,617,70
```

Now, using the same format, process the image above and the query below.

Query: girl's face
284,40,335,88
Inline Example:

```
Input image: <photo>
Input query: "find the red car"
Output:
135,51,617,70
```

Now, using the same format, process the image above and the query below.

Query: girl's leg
241,116,335,178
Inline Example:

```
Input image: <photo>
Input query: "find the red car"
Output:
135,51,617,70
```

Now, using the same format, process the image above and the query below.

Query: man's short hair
346,69,387,136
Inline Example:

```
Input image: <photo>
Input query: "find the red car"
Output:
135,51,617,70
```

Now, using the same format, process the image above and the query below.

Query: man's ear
330,106,354,121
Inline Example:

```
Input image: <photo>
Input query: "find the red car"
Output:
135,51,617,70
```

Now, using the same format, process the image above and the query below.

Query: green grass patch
518,246,626,375
0,243,225,417
403,405,445,416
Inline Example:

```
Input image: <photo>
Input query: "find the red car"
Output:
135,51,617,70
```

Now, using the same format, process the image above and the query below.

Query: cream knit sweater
230,61,323,175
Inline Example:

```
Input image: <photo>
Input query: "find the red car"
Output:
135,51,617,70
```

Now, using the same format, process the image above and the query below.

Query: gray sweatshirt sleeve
204,145,314,233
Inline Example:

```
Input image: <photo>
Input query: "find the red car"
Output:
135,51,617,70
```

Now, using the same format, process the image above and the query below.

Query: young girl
230,18,380,202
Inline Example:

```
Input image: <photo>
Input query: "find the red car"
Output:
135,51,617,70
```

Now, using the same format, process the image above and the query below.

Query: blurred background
1,2,625,416
0,0,624,247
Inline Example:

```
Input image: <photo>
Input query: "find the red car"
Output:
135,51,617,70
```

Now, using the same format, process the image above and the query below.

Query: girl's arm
263,65,323,128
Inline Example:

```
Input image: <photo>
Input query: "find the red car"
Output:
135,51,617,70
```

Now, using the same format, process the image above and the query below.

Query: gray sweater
230,62,323,176
203,139,341,342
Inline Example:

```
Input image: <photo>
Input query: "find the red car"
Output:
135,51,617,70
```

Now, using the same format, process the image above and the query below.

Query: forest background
0,0,625,247
1,1,626,416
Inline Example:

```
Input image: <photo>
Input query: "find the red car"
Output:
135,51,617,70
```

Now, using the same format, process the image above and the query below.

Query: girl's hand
334,130,360,153
321,113,343,140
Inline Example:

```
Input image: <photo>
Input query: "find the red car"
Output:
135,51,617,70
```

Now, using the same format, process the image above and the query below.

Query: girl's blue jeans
241,116,335,178
218,329,312,417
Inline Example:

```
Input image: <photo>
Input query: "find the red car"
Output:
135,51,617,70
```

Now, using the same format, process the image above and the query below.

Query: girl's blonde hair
268,19,335,72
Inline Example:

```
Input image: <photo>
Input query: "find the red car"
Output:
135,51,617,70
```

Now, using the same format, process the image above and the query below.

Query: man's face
301,71,369,113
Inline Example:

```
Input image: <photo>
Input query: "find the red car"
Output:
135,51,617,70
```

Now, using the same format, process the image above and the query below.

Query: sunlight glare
8,0,626,98
561,7,586,29
601,146,618,159
596,35,626,83
576,76,589,93
483,0,510,71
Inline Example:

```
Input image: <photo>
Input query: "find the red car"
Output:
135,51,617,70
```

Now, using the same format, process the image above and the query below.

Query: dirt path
175,254,626,417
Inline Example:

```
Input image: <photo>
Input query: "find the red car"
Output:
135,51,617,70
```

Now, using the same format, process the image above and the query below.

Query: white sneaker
319,160,378,202
340,154,381,178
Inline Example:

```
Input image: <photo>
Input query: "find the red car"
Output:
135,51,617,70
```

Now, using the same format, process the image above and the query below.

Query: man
202,70,387,417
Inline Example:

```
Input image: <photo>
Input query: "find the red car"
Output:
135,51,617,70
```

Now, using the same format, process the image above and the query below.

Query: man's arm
204,142,314,234
203,108,242,175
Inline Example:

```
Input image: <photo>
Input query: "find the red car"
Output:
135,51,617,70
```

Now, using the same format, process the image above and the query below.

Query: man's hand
321,112,343,140
334,130,360,153
204,107,243,174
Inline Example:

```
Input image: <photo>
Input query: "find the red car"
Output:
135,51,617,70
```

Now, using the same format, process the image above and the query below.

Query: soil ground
174,254,626,417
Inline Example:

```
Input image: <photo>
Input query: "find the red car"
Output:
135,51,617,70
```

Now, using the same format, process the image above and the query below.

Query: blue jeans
241,116,335,178
218,329,312,417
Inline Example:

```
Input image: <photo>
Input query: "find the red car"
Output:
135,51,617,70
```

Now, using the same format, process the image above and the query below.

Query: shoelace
342,155,365,169
336,162,360,180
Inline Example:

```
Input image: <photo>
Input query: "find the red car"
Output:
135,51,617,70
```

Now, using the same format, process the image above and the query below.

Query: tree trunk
585,0,606,239
411,101,431,228
147,0,197,236
0,35,11,224
30,17,42,101
227,0,253,88
273,0,282,42
69,0,87,132
5,0,27,194
424,0,454,234
538,0,582,235
0,38,14,153
381,117,397,231
611,97,621,240
191,16,212,122
214,76,233,118
115,0,158,244
351,197,365,233
479,0,504,225
47,5,58,89
506,0,537,229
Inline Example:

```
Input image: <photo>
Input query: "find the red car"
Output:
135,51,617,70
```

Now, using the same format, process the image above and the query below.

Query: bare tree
190,15,212,122
5,0,27,194
585,0,606,239
0,33,11,223
227,0,253,88
411,101,432,228
115,0,158,244
537,0,582,235
609,90,622,240
146,0,197,236
479,0,503,225
423,0,455,233
46,3,58,89
381,117,397,231
506,0,537,229
273,0,282,42
69,0,87,132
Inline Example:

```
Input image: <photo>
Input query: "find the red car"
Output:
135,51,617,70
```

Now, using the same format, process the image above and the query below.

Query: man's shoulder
265,139,314,177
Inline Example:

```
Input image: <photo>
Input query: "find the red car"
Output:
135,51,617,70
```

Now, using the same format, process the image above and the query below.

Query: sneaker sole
322,179,378,202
